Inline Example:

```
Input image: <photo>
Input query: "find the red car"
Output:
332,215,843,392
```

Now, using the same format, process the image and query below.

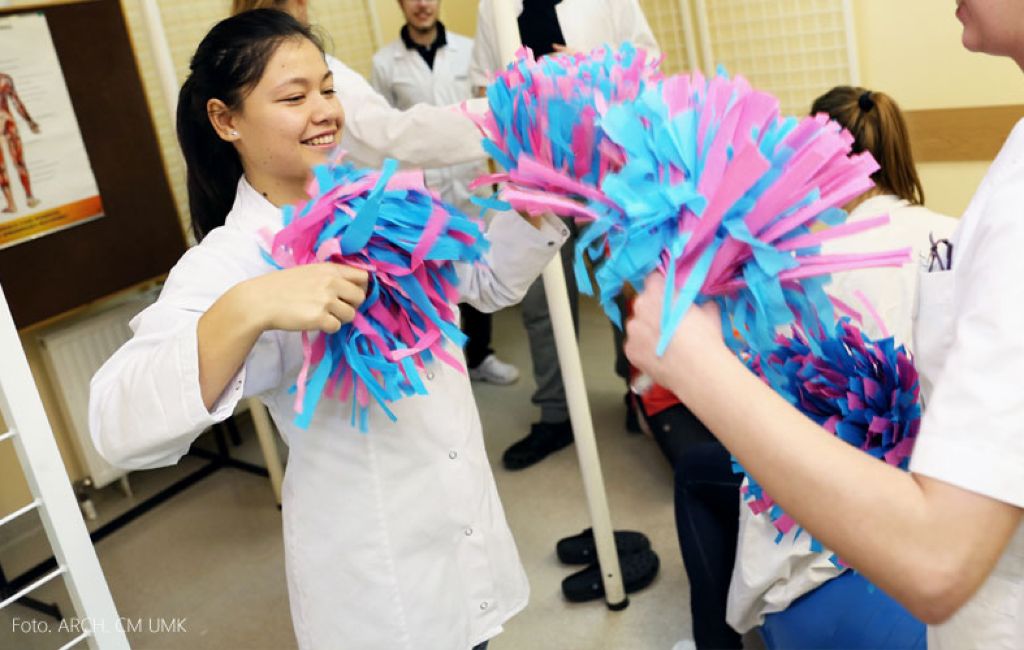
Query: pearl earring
230,129,239,137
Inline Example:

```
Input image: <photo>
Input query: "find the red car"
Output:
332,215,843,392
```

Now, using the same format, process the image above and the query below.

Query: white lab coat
469,0,660,89
909,119,1024,649
328,54,486,169
371,31,486,216
89,178,570,649
726,194,958,632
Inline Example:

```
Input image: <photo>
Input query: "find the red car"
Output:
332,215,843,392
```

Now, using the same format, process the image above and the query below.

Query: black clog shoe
556,527,651,565
561,548,660,603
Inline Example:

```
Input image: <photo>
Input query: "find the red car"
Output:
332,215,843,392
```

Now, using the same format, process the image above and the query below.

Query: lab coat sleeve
88,240,283,471
909,170,1024,508
614,0,661,55
330,57,486,169
469,0,501,89
456,211,568,312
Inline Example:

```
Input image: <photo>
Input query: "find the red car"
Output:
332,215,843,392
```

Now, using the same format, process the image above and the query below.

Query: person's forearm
196,282,264,410
674,346,1016,622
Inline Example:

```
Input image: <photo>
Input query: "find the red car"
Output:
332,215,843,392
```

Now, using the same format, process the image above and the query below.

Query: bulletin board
0,0,185,328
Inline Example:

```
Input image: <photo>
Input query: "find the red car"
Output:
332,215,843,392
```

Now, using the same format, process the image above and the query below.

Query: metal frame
0,282,129,649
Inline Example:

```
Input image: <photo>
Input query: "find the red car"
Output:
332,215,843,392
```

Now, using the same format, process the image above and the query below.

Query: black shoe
624,393,642,434
561,548,660,603
502,420,573,470
556,528,651,564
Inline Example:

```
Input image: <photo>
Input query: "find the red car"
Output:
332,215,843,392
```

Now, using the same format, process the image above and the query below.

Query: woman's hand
197,263,367,410
240,263,368,334
624,273,727,398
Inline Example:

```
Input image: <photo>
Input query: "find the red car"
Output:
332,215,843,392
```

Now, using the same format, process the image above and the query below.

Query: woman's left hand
624,273,727,398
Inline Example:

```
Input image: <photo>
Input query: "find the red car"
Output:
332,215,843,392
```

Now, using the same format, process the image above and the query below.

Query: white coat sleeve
456,211,568,312
88,241,283,471
614,0,661,56
469,0,501,89
330,57,486,169
909,172,1024,508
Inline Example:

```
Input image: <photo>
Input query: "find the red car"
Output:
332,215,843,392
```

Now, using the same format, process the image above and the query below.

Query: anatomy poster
0,12,103,250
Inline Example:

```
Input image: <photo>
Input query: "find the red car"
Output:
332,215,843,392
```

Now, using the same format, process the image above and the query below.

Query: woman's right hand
241,263,369,334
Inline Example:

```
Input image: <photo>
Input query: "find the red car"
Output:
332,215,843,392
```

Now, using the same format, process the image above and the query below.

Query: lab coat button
479,601,488,610
427,371,435,380
464,527,473,536
449,450,458,460
547,241,555,247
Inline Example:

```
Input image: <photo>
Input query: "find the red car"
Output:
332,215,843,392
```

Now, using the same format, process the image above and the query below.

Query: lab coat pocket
913,268,956,404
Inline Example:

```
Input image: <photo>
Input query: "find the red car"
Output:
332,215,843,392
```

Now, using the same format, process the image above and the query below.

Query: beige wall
852,0,1024,218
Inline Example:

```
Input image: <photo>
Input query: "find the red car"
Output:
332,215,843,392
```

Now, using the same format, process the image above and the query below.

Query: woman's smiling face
217,36,343,203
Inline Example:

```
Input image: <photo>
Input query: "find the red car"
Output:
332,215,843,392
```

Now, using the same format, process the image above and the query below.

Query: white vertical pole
0,285,129,650
489,0,627,608
842,0,861,86
692,0,715,75
138,0,180,120
364,0,385,51
676,0,701,73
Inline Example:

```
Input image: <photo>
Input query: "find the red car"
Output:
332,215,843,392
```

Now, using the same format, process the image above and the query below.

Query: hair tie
858,91,875,112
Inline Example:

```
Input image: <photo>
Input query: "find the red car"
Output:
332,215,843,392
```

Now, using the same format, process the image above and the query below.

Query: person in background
232,0,486,170
372,0,519,386
627,2,1024,647
470,0,660,470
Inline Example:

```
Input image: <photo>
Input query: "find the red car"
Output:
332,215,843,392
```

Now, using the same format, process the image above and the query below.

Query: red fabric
624,295,680,416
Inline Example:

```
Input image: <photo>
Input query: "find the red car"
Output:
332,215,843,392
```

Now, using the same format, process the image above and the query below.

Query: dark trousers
645,403,744,650
472,642,489,650
462,304,494,369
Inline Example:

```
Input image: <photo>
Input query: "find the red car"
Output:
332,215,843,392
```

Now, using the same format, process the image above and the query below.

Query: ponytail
810,86,925,206
176,9,323,241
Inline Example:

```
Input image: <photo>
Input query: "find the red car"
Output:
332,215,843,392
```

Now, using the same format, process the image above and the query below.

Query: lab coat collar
226,176,285,235
400,21,447,51
849,193,906,219
392,23,463,59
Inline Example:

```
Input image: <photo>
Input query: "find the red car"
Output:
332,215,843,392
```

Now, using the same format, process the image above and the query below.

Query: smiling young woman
90,9,569,649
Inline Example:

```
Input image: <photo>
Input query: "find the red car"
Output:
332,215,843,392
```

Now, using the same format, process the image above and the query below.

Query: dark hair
810,86,925,206
177,9,323,241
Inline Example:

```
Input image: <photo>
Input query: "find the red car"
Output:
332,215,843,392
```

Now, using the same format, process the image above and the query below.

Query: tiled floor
1,296,748,650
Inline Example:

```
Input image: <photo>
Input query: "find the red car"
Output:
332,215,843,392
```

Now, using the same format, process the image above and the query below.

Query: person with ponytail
230,0,488,170
90,10,568,649
809,87,957,345
629,2,1024,648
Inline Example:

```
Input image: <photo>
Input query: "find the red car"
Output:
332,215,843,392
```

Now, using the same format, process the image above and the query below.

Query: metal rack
0,282,129,650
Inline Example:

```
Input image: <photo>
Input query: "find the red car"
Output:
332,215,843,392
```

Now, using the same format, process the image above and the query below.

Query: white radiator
35,293,156,489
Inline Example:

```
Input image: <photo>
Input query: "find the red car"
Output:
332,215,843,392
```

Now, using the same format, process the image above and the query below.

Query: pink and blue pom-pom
735,318,922,558
262,156,488,431
468,44,662,219
581,70,910,356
